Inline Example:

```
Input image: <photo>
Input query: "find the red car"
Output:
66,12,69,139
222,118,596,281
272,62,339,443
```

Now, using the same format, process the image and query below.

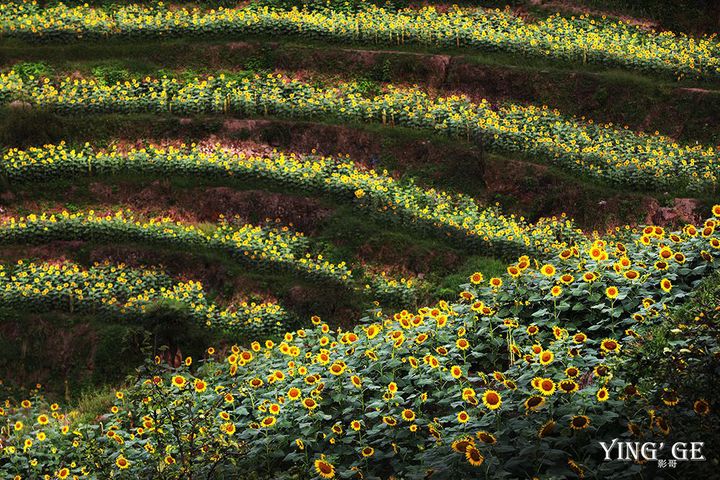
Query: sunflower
655,417,670,435
451,437,474,453
456,338,470,350
565,366,580,378
482,390,502,410
526,325,539,335
712,205,720,217
470,272,484,284
457,411,470,423
662,390,679,406
537,378,556,396
462,388,476,400
460,290,474,301
171,375,186,389
365,324,381,339
302,398,318,410
539,350,554,365
596,387,609,402
465,446,484,467
288,387,302,400
401,409,416,422
568,459,585,479
37,414,49,425
524,396,546,411
550,285,563,297
361,446,374,457
350,376,362,389
115,456,130,469
507,265,521,278
489,277,503,288
660,278,672,293
450,365,463,379
314,457,335,479
193,379,207,393
623,270,640,281
540,264,556,277
570,415,590,430
261,416,277,428
594,365,610,377
654,260,669,270
582,271,598,282
684,224,698,236
538,420,556,438
476,431,497,444
600,338,620,353
589,246,604,260
383,416,398,427
605,286,619,299
57,468,70,479
694,399,710,415
558,380,579,394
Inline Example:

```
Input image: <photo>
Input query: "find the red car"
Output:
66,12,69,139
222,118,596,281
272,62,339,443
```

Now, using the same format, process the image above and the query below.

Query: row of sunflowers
0,72,716,193
0,2,718,78
0,207,718,478
0,210,418,308
0,142,582,259
0,260,289,337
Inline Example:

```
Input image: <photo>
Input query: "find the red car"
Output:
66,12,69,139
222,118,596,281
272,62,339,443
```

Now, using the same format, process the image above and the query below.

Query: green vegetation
1,1,718,478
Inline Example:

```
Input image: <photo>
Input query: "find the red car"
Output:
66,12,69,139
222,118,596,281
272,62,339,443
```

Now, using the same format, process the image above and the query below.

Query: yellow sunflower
314,457,335,479
482,390,502,410
570,415,591,430
465,446,484,467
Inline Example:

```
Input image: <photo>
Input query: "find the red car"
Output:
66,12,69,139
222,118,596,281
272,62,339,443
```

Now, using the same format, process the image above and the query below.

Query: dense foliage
0,72,716,194
0,210,418,303
0,142,581,258
0,260,289,336
1,2,718,478
1,209,719,478
1,2,718,78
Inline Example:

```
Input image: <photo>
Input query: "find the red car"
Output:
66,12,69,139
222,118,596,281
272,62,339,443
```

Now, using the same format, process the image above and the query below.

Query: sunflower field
1,1,719,479
1,2,719,78
0,71,716,194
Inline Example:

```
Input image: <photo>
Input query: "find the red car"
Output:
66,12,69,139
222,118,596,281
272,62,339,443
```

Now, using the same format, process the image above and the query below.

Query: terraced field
0,1,718,479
